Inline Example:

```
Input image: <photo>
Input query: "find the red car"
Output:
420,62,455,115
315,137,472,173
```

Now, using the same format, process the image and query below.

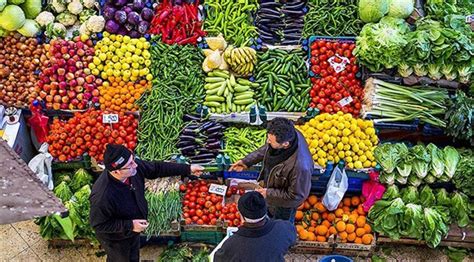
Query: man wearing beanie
214,191,296,262
90,144,204,262
230,117,313,222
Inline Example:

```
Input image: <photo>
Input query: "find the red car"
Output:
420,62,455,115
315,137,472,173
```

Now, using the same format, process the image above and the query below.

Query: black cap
103,144,132,171
238,191,267,220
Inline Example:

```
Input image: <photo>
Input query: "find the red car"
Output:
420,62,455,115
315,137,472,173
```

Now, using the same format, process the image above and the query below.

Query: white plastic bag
28,143,54,190
322,165,348,211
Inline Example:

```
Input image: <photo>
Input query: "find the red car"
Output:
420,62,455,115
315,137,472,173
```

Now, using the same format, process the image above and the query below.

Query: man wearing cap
90,144,204,262
214,191,297,262
229,117,313,222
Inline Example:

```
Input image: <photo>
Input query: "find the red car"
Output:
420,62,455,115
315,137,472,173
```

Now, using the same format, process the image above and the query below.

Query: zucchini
234,98,254,105
205,77,226,83
204,101,221,107
206,95,225,102
234,84,251,93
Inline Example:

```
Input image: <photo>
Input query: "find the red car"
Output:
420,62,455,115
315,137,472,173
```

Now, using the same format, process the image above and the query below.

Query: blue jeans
268,206,296,224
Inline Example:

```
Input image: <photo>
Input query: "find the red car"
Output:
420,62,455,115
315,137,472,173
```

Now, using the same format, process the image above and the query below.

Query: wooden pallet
333,234,376,258
290,236,335,254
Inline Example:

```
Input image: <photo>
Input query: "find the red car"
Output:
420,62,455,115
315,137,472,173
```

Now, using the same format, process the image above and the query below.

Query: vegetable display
90,32,153,82
178,120,225,164
309,39,363,115
0,0,42,37
136,41,204,161
254,49,310,112
203,0,258,47
303,0,363,37
362,78,448,127
37,36,100,110
445,91,474,144
296,195,374,245
222,127,267,163
375,143,460,186
148,0,205,45
0,33,43,107
102,0,153,37
297,112,378,169
203,70,258,113
46,109,138,162
256,0,306,45
425,0,474,20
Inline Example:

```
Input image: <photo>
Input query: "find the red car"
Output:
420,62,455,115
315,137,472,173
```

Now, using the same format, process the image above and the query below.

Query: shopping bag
28,143,54,190
322,164,348,211
362,170,386,212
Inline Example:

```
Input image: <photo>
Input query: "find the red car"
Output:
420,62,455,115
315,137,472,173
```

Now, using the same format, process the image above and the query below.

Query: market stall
0,0,473,260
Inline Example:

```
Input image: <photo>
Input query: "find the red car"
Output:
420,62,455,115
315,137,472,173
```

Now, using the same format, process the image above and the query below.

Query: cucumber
234,84,250,93
226,79,234,93
206,88,219,95
206,95,225,102
231,103,237,112
230,74,236,86
234,93,254,100
237,79,253,86
204,101,221,107
234,98,254,105
213,70,230,78
204,82,222,90
217,82,226,96
206,77,226,83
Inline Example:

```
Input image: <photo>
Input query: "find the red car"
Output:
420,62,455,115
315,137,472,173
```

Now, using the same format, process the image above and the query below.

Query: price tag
102,114,119,124
338,96,353,107
328,54,350,73
230,113,237,119
208,183,228,196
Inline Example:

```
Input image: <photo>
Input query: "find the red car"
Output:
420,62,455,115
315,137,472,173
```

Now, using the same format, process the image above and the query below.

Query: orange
297,203,304,210
357,205,366,216
348,214,359,223
327,213,336,222
347,232,356,242
356,216,366,228
308,226,316,233
345,224,355,234
304,201,311,210
322,220,331,229
310,220,317,227
315,203,327,213
311,212,320,221
329,226,337,236
362,234,373,245
335,208,344,218
351,196,360,206
354,237,363,244
355,228,365,237
317,225,328,236
299,230,309,240
342,206,350,213
364,224,372,234
343,197,351,207
316,236,327,242
339,231,348,240
336,221,346,232
296,225,304,233
308,232,317,241
308,195,318,205
295,211,304,221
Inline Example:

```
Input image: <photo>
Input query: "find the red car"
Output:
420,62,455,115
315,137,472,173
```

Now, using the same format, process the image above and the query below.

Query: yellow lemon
354,161,363,169
363,161,372,168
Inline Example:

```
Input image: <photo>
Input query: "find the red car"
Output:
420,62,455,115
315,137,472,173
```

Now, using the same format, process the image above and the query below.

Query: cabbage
396,143,413,178
401,203,423,239
374,143,403,174
54,181,73,203
70,168,92,192
20,0,41,19
442,146,459,181
388,0,414,19
0,5,26,31
407,174,422,187
401,186,418,204
435,188,450,206
423,207,449,248
17,19,39,37
450,192,470,228
359,0,389,23
412,145,431,179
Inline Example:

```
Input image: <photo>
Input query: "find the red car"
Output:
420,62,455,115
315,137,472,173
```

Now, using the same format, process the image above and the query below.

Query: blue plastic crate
311,177,364,194
223,170,260,180
422,124,444,136
321,255,353,262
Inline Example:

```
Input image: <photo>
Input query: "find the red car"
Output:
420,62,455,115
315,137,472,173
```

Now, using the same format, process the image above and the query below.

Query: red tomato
199,186,208,192
197,219,204,225
192,216,199,222
185,218,192,225
211,195,219,204
216,203,223,211
196,209,203,217
210,218,217,225
205,201,213,208
233,219,241,226
229,206,237,214
179,184,186,192
183,212,190,218
202,215,209,224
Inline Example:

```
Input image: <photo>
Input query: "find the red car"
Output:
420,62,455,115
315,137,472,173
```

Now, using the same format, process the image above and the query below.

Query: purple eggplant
137,21,149,34
103,5,117,20
127,11,141,25
117,26,128,35
123,6,133,13
129,30,141,38
115,0,128,7
141,7,154,21
114,10,127,24
105,20,120,33
132,0,145,11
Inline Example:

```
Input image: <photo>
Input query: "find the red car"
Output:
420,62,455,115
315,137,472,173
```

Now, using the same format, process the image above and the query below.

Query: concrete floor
1,220,472,262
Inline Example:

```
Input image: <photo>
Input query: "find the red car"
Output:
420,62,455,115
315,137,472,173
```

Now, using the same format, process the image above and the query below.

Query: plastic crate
51,155,92,171
223,170,260,180
422,124,444,136
311,176,364,194
180,230,225,245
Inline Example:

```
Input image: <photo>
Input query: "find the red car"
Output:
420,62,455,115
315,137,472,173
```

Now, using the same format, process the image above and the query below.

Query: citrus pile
297,112,378,169
295,195,373,245
98,77,150,112
89,32,153,82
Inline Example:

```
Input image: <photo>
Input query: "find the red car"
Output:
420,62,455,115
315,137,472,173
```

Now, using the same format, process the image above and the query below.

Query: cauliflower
67,0,83,15
81,0,96,9
79,22,90,35
46,22,66,38
79,8,96,23
56,11,77,26
86,15,104,33
51,0,66,13
35,11,55,27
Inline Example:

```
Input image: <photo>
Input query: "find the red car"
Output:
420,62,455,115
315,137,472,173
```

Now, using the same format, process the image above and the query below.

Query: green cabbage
359,0,389,23
54,181,73,203
388,0,414,19
401,186,418,204
420,185,435,206
427,143,444,178
412,145,431,179
442,146,460,182
0,5,25,31
424,174,437,184
374,143,403,174
70,169,92,192
20,0,41,19
379,171,396,185
396,143,413,178
17,19,39,37
370,198,405,240
408,174,422,187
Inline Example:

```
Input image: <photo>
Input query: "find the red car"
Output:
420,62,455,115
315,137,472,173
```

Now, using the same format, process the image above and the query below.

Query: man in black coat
214,191,297,262
89,144,204,262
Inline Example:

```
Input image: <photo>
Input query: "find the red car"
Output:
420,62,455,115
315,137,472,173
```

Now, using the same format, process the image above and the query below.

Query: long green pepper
222,127,267,162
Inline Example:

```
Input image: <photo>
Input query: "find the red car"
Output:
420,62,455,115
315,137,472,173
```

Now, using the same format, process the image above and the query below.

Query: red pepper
178,33,200,45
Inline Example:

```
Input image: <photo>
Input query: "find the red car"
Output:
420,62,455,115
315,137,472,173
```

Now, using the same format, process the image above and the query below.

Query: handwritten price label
338,96,353,107
102,114,119,124
209,183,228,196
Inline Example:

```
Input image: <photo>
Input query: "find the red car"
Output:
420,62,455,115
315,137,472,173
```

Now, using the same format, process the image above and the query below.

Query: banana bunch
203,69,259,114
223,46,257,76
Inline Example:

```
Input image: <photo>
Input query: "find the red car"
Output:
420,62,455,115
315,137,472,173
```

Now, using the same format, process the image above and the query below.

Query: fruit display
296,195,373,245
90,32,152,82
309,39,363,115
46,109,137,162
297,112,378,169
97,77,150,112
0,33,44,107
223,46,257,76
203,70,258,113
36,37,100,110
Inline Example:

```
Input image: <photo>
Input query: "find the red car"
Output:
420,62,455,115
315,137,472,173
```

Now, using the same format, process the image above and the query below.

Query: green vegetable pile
445,91,474,145
303,0,363,37
36,169,96,242
453,148,474,198
157,244,210,262
370,184,471,248
222,126,267,163
0,0,42,37
204,0,258,47
425,0,474,20
375,143,460,186
136,41,205,160
254,49,310,112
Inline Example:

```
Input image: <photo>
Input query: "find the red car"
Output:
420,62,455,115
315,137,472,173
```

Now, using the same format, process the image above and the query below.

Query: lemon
323,121,332,129
318,140,324,147
354,161,363,169
322,134,330,142
132,70,140,77
338,151,345,158
359,155,367,162
103,31,110,37
97,64,103,71
344,144,351,151
348,162,354,169
146,74,153,81
99,53,107,61
363,161,372,168
106,52,114,59
349,137,357,145
366,127,375,136
113,62,121,70
310,140,318,148
331,128,339,137
342,129,351,137
100,72,108,79
115,35,123,42
130,76,138,82
345,156,353,163
88,63,96,70
92,68,100,75
327,156,334,162
337,123,345,130
113,70,121,77
140,68,149,76
337,111,344,116
344,114,352,121
135,49,142,56
106,69,113,76
313,154,319,161
337,142,344,151
372,161,377,167
143,42,151,49
317,158,326,167
109,34,115,41
310,148,316,155
318,150,326,158
341,137,349,144
322,145,328,151
327,143,334,150
330,137,337,145
316,123,324,131
125,52,132,58
139,37,146,42
131,39,138,45
345,151,352,156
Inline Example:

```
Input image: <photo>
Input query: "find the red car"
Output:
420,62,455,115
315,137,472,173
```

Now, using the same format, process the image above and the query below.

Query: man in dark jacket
214,191,296,262
89,144,203,262
229,118,313,222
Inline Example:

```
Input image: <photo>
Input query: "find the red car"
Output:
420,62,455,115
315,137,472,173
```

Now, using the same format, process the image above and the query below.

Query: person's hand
255,188,267,198
132,219,149,233
190,165,204,176
229,160,248,172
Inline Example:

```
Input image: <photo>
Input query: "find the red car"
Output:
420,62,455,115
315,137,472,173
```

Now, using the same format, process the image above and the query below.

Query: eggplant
189,153,216,160
199,121,216,131
260,2,282,8
283,28,302,34
283,33,302,40
282,9,305,16
207,132,223,140
285,2,306,11
179,145,198,152
183,114,201,122
259,8,281,17
206,141,222,150
179,135,199,141
206,125,224,134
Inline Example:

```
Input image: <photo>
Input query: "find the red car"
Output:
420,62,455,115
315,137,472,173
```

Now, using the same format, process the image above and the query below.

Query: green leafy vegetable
69,168,93,192
453,149,474,198
396,143,413,178
401,203,424,239
435,189,451,206
450,192,470,228
387,0,414,19
412,145,431,179
407,174,422,187
442,146,460,182
445,91,474,145
427,143,444,178
358,0,389,23
423,207,449,248
383,184,400,200
420,185,435,207
53,181,73,203
374,143,402,174
401,186,418,204
369,198,405,240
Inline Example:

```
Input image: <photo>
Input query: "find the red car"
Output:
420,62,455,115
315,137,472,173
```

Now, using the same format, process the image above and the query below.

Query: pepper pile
149,0,206,45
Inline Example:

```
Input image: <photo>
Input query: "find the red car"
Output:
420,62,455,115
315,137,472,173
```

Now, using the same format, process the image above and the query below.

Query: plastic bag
362,170,386,212
322,164,348,211
28,143,54,190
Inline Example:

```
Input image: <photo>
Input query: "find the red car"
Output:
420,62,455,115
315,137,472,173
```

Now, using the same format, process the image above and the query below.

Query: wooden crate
333,234,376,258
290,236,335,254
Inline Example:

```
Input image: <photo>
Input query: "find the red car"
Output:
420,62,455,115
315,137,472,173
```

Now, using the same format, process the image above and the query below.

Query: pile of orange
98,77,150,112
295,195,373,245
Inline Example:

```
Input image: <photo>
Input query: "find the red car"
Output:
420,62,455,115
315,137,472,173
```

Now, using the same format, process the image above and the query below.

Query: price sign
102,114,119,124
208,183,228,196
338,96,353,107
466,15,474,23
328,54,350,73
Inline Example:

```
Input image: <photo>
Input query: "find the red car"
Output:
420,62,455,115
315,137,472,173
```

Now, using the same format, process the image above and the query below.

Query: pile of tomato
47,109,138,162
309,40,363,116
181,180,244,227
